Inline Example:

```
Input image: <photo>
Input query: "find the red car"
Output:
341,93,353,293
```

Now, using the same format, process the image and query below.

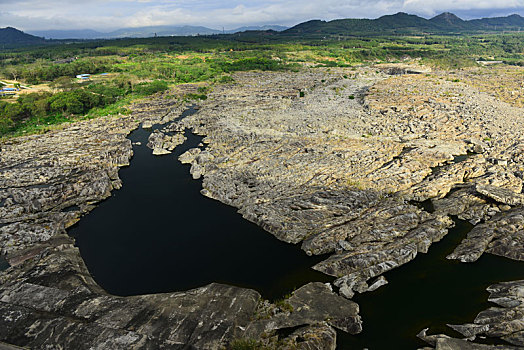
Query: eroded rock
246,282,362,337
419,280,524,349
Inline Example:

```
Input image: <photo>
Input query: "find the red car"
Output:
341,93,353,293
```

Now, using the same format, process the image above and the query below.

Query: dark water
69,107,331,300
337,218,524,349
69,107,524,348
0,255,9,272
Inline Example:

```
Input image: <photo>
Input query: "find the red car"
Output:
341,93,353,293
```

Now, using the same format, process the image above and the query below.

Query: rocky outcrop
418,333,520,349
179,148,215,180
0,94,274,349
170,68,524,303
0,117,135,259
312,206,453,297
419,280,524,349
0,83,366,349
0,204,264,349
147,130,186,155
447,207,524,262
247,282,362,337
2,66,524,348
279,322,337,350
476,184,524,206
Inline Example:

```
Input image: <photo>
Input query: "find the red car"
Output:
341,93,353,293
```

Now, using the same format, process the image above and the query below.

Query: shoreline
1,65,523,349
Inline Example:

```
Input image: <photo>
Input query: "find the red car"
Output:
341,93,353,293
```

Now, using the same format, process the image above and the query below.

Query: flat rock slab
448,208,524,262
476,184,524,206
0,281,260,350
427,337,519,350
247,282,361,336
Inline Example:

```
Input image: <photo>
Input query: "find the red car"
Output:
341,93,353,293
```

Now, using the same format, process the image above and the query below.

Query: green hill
429,12,467,29
0,27,45,45
282,12,524,36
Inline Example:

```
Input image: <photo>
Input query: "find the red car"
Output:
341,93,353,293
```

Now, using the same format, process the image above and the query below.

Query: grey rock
367,275,388,292
476,184,524,206
147,130,185,155
3,66,524,349
280,322,337,350
0,97,267,349
420,280,524,349
247,282,362,336
448,208,524,262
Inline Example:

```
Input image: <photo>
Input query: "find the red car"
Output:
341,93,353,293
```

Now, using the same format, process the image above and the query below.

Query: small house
0,87,18,96
0,89,16,96
76,74,91,80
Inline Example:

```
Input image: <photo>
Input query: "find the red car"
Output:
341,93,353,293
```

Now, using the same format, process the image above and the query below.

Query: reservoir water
69,107,332,301
69,107,524,349
337,218,524,349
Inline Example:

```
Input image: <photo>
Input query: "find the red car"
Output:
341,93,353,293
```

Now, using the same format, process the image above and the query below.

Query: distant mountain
226,25,288,33
469,14,524,30
374,12,429,29
282,12,524,36
108,25,220,38
29,29,105,40
429,12,466,27
29,25,289,39
30,26,219,39
0,27,44,45
15,12,524,43
283,13,433,36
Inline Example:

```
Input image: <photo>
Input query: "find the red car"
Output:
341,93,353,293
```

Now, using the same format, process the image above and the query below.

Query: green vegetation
0,79,170,136
282,12,524,37
229,338,266,350
1,29,522,137
274,298,294,313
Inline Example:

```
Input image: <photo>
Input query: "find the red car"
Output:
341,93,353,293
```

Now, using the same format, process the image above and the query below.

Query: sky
1,0,524,32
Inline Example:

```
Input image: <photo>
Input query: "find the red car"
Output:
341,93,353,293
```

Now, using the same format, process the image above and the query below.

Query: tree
5,66,19,81
48,92,84,115
50,76,75,91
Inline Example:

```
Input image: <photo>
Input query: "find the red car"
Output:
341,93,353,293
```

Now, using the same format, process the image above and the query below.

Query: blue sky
1,0,523,31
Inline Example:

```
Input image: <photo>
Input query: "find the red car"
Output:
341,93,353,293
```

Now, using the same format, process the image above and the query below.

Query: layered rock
0,117,135,259
147,130,186,155
178,68,524,301
2,65,524,348
447,207,524,262
0,82,364,349
419,280,524,349
246,282,362,337
0,238,261,349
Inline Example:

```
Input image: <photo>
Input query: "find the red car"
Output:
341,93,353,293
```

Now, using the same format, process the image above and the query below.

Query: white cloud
402,0,524,16
0,0,523,31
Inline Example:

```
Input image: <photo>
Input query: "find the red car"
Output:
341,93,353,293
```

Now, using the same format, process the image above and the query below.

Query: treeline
1,57,116,84
0,80,168,135
1,31,523,137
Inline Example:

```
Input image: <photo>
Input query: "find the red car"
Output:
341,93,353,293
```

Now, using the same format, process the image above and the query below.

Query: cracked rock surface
181,68,524,297
1,65,524,348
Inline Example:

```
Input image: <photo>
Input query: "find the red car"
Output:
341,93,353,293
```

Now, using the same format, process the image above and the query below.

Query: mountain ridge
0,27,44,45
282,12,524,35
2,12,524,45
28,25,289,39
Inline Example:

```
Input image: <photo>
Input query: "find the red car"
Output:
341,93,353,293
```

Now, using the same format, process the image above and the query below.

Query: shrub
133,80,169,95
229,338,264,350
218,75,235,83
